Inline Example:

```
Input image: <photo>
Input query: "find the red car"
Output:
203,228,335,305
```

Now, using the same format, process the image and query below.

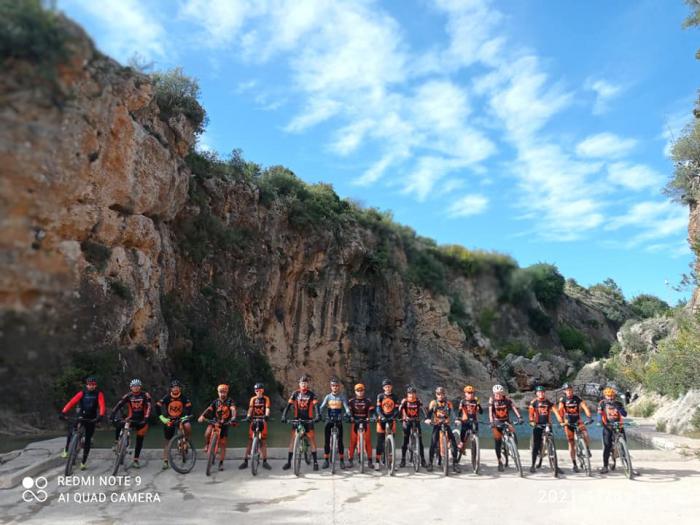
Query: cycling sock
287,452,293,463
312,452,318,462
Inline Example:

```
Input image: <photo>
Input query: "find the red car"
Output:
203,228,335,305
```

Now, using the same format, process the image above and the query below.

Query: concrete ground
1,447,699,525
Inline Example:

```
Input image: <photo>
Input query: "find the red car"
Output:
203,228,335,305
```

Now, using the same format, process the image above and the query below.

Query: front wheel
359,430,366,473
508,436,523,477
385,435,395,476
251,436,260,476
471,434,480,475
411,432,420,473
577,435,591,476
292,432,304,477
112,429,129,476
330,431,338,475
547,437,559,478
440,432,449,477
206,433,218,477
168,433,196,474
618,438,634,480
65,431,80,477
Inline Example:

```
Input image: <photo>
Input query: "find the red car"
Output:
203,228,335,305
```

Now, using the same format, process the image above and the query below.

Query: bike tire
112,430,129,476
386,435,395,476
547,437,558,478
509,437,523,477
65,431,80,477
331,431,338,475
578,435,591,476
359,430,365,473
441,432,449,477
412,432,420,473
168,434,196,474
293,432,303,477
206,434,218,477
471,434,480,475
251,436,260,476
618,438,634,480
453,429,462,464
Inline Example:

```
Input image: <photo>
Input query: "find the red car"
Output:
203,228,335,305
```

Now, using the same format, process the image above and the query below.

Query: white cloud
179,0,262,48
63,0,167,60
575,132,637,159
447,194,489,218
606,200,687,246
607,162,663,191
585,78,623,115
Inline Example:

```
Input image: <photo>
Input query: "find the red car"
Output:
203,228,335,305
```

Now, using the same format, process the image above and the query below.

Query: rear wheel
471,434,480,475
206,433,218,477
618,438,634,480
65,430,80,477
168,433,196,474
251,436,260,476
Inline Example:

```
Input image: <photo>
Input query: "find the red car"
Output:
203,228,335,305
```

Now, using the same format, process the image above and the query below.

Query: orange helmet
354,383,365,391
463,385,475,393
603,387,616,398
217,384,229,393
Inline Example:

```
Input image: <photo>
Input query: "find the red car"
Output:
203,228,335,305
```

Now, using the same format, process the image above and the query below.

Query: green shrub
433,244,517,280
406,248,447,295
644,326,700,397
505,263,564,308
478,308,497,336
527,307,552,335
0,0,70,64
180,210,251,263
664,119,700,204
53,349,119,406
151,67,207,134
656,419,667,433
186,149,260,182
692,407,700,431
628,400,658,418
109,279,133,302
80,240,111,271
630,294,671,319
558,324,586,351
497,340,531,359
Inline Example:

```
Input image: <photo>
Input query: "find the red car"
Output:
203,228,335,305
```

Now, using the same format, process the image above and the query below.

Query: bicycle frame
64,416,97,476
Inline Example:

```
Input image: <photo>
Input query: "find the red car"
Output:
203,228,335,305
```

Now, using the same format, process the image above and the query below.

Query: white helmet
130,378,142,388
492,384,505,394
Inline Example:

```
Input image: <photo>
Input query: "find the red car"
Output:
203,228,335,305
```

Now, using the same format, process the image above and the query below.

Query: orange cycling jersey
428,399,453,424
459,397,482,421
598,399,625,425
157,394,192,419
249,395,271,418
489,396,513,421
375,393,399,417
558,395,588,422
288,390,318,420
399,398,423,419
204,397,236,422
529,398,555,425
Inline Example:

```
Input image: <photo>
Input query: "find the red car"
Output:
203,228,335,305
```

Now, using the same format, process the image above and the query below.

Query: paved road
1,449,698,525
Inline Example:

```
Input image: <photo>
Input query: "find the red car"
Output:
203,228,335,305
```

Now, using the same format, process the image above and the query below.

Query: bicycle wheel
168,434,197,474
618,438,634,480
440,432,449,477
359,430,366,473
330,431,338,475
508,436,523,477
502,438,509,468
453,429,462,464
385,435,395,476
112,430,129,476
471,434,480,475
412,432,420,473
65,430,80,477
293,432,303,477
206,434,218,477
578,435,591,476
547,437,558,478
251,436,260,476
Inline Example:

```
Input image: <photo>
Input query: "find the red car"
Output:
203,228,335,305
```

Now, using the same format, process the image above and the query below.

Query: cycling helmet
463,385,474,393
217,384,229,393
435,386,446,395
85,376,97,384
354,383,365,391
330,377,340,385
170,380,182,389
299,375,309,383
130,378,142,388
562,383,572,390
381,378,392,386
254,382,264,390
406,385,417,393
492,384,505,394
603,387,616,397
535,385,545,392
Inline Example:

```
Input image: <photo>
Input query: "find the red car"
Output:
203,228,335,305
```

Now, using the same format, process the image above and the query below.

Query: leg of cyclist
133,422,148,467
448,426,460,472
283,429,295,470
530,425,543,473
565,425,577,471
81,421,96,466
239,422,253,469
218,425,229,471
428,426,440,471
492,425,504,471
418,426,427,467
338,422,346,468
307,423,319,470
323,421,332,468
348,422,358,467
600,425,613,473
375,420,386,470
400,421,410,467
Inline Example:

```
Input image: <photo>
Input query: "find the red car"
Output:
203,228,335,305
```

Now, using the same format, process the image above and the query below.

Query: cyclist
558,382,593,472
111,378,152,469
424,386,460,473
59,375,106,470
597,387,627,474
197,384,236,471
281,375,321,471
457,385,482,454
528,385,563,474
347,383,374,469
488,384,523,472
156,380,192,470
319,377,352,469
239,383,272,471
374,378,399,471
398,385,427,468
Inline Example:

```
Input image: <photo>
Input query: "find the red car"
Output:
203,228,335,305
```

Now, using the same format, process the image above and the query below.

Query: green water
2,420,651,453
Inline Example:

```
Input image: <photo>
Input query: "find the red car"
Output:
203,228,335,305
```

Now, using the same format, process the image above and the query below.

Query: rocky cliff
0,12,624,432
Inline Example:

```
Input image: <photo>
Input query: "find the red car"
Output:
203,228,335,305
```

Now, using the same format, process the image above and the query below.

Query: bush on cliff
1,0,70,64
505,263,565,308
630,294,671,319
152,67,207,134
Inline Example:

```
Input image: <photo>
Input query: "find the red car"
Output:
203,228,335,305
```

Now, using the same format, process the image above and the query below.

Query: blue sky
58,0,698,304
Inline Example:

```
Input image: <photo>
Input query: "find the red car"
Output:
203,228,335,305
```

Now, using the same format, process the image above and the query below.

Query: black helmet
406,385,416,394
85,376,97,384
254,383,264,390
381,378,392,386
170,380,182,389
330,377,340,385
299,375,309,382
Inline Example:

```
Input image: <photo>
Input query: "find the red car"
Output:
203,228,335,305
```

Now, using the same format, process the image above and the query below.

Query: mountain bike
607,421,634,480
565,419,592,476
326,415,345,474
405,418,423,473
456,419,480,474
380,416,397,476
247,416,266,476
63,415,99,476
290,419,313,477
495,420,523,477
433,420,455,477
204,418,232,476
533,423,559,478
353,417,371,473
112,417,133,476
166,415,196,474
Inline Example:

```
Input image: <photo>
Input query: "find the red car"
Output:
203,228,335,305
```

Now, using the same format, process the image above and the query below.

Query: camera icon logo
21,476,48,503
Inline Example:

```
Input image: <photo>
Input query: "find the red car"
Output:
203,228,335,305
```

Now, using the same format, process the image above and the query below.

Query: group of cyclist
60,374,628,475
